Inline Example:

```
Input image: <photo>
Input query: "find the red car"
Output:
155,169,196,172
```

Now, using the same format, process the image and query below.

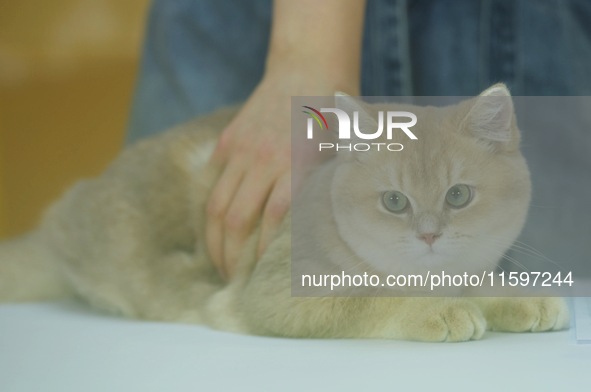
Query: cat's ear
462,84,519,152
334,91,380,140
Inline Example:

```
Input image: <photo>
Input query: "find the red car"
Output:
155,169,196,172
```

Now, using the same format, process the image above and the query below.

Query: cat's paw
486,297,569,332
409,300,487,342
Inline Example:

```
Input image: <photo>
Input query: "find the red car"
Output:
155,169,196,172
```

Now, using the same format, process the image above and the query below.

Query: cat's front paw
486,297,569,332
409,300,487,342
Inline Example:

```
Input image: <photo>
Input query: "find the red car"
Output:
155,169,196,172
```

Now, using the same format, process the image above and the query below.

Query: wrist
265,0,365,96
262,67,360,97
264,52,361,96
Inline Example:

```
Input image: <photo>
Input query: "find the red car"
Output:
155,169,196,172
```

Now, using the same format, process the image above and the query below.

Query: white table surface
1,300,589,392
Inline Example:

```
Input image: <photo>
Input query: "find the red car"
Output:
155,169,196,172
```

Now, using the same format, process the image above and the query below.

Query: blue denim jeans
127,0,591,276
128,0,591,140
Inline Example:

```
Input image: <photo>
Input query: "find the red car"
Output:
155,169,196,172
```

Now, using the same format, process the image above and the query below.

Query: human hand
206,0,365,279
206,71,333,279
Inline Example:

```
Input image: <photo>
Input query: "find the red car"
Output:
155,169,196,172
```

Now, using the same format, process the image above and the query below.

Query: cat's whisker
508,243,546,258
511,243,564,270
338,258,371,275
485,235,564,271
512,240,550,258
475,240,530,272
501,254,530,272
498,237,547,259
507,245,564,271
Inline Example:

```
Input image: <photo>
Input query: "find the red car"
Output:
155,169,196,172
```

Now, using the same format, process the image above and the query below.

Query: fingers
206,152,282,279
203,80,296,280
222,166,276,275
257,172,291,259
206,159,246,278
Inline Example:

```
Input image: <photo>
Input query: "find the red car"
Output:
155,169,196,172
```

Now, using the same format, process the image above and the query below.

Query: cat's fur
0,84,569,342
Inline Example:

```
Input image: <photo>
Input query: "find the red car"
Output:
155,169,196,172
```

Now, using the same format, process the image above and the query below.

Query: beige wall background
0,0,149,238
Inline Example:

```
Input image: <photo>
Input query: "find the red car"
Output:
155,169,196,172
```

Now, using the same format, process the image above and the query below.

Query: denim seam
478,0,491,91
382,0,402,95
396,0,412,95
489,0,517,87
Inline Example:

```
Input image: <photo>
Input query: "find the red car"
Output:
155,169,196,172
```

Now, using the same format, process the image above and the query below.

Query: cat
0,84,569,342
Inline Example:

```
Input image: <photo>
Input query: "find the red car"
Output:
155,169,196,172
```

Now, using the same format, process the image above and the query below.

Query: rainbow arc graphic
302,106,329,130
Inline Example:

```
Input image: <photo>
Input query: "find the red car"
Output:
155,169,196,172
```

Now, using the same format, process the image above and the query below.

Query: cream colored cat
0,84,569,342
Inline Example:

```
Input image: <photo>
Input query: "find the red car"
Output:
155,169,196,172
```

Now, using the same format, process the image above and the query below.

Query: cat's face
330,85,531,276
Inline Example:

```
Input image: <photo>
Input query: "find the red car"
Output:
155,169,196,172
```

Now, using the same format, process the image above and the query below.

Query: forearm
266,0,367,94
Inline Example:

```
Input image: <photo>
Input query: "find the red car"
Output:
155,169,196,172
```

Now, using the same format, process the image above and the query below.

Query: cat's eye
382,191,409,213
445,184,472,208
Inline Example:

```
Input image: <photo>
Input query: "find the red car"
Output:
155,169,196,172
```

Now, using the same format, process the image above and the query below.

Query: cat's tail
0,230,71,302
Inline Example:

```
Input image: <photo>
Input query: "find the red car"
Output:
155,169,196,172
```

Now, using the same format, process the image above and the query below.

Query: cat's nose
418,233,441,245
